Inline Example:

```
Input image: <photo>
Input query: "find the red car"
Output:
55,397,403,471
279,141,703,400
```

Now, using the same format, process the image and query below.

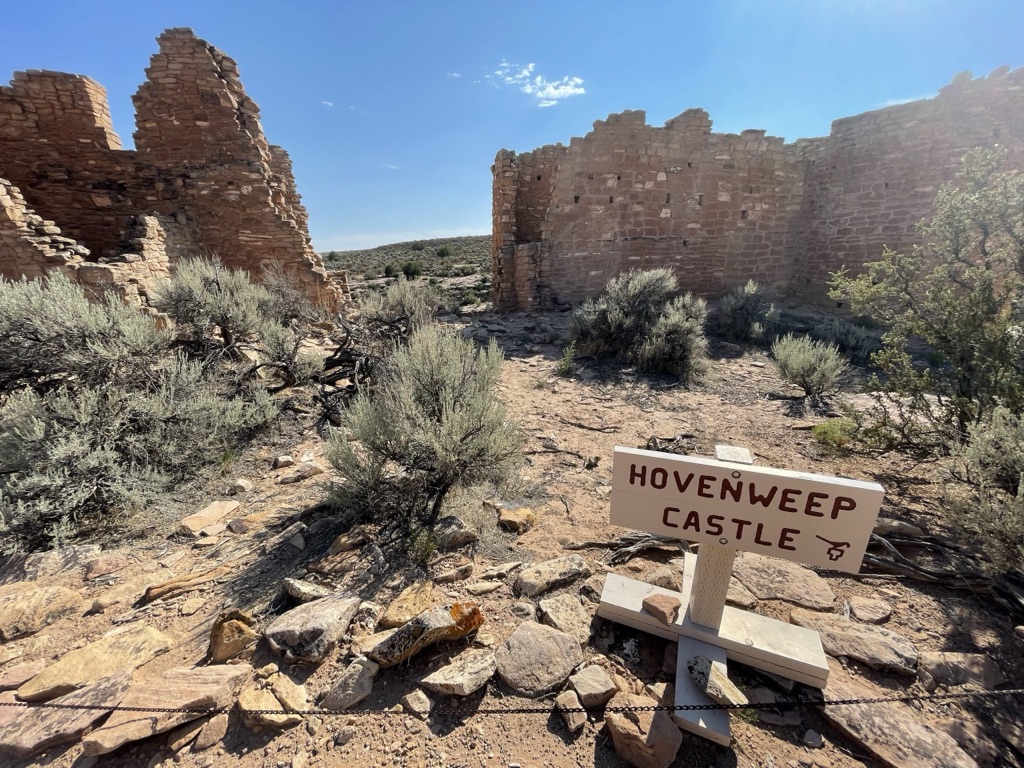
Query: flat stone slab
179,500,239,536
823,660,977,768
0,584,80,641
18,625,175,702
539,593,594,644
82,664,251,755
420,649,496,696
0,670,132,760
494,621,583,697
379,581,438,628
790,608,918,675
556,689,586,733
515,555,591,597
849,596,893,624
918,652,1004,690
733,553,835,609
264,593,360,664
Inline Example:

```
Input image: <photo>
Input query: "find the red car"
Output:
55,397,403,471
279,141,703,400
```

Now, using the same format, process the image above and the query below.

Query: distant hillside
321,235,490,279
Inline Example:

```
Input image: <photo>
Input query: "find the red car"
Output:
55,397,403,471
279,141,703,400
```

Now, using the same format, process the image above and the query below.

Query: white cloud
382,164,399,170
447,72,462,78
489,59,585,107
321,100,334,107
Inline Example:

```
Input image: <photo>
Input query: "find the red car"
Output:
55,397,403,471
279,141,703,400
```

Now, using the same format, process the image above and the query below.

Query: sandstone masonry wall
493,67,1024,311
0,28,345,309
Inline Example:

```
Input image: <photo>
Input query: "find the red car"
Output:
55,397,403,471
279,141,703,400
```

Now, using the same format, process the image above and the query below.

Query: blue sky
2,1,1022,251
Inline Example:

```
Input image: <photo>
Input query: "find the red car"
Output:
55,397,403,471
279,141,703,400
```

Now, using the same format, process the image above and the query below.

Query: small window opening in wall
574,195,580,204
665,194,672,204
741,210,748,219
687,161,692,169
536,174,542,181
588,173,594,180
609,196,614,203
683,239,688,247
884,182,889,189
748,185,753,194
697,194,703,206
616,174,621,181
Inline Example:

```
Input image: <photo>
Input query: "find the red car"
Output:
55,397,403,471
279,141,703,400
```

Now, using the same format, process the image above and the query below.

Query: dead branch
557,416,620,433
565,531,691,564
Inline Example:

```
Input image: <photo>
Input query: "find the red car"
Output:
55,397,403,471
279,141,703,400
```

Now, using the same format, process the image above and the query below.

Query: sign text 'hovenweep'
610,447,885,571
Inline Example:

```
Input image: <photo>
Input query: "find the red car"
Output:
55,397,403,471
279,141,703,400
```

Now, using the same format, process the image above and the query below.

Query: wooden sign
610,447,884,571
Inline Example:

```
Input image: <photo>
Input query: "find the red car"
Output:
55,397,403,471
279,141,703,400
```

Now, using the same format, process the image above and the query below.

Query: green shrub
409,242,426,252
831,147,1024,444
152,258,272,351
569,268,708,383
771,334,848,398
635,293,709,382
327,326,523,532
556,342,576,377
810,317,879,366
359,277,441,333
945,407,1024,569
717,280,779,343
812,418,857,452
0,357,277,551
0,272,171,393
401,261,423,280
384,263,399,278
436,244,455,258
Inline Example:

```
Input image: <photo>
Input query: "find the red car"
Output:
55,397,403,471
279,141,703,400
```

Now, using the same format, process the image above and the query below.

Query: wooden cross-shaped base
597,447,829,745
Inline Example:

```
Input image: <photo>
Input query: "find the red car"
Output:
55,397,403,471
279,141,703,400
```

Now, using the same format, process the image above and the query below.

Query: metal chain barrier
1,686,1022,718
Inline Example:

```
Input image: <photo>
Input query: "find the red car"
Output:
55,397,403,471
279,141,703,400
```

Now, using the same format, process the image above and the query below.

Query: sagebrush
327,326,523,534
569,268,708,382
810,316,879,367
771,334,848,398
717,280,778,343
0,261,316,551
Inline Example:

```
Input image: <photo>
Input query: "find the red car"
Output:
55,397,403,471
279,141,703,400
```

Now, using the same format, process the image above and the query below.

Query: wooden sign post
598,445,885,745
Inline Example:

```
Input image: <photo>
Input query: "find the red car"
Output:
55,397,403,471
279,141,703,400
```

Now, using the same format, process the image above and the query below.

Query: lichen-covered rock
367,602,483,668
264,593,360,664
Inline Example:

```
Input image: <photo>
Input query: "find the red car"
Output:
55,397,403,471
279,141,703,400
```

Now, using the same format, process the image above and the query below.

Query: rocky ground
0,307,1022,768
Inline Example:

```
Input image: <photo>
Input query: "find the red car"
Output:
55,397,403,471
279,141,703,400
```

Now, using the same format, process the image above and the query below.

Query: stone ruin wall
492,66,1024,311
0,28,346,308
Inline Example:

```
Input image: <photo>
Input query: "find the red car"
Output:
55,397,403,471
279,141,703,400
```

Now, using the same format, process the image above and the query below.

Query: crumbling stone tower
492,67,1024,311
0,28,345,307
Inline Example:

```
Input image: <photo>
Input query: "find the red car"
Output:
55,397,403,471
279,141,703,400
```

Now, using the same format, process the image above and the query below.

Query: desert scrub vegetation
771,334,849,399
0,270,279,552
326,325,523,538
716,280,779,344
321,235,489,279
830,148,1024,569
570,268,708,383
809,316,880,367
